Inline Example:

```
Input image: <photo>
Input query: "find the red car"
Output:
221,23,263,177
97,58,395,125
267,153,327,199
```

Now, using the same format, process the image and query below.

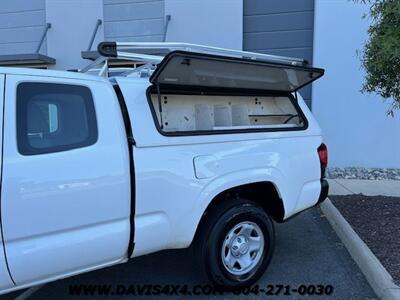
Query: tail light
318,143,328,177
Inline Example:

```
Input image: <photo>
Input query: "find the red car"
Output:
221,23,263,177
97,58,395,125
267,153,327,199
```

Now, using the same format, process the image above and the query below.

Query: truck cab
0,42,328,294
0,69,131,292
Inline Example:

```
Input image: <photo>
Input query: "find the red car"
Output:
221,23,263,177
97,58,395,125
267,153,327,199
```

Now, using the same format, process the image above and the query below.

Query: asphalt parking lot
2,208,376,300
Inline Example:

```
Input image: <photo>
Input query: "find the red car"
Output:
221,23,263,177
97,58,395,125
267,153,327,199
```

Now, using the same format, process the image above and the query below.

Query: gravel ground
330,195,400,285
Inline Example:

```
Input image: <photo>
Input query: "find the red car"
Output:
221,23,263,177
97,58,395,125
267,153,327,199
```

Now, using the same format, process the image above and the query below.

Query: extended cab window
17,82,97,155
149,91,305,134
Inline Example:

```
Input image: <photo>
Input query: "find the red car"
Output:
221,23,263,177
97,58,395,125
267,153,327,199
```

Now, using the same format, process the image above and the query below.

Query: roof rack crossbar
122,62,155,77
80,56,106,73
98,41,307,66
116,51,163,64
80,41,309,75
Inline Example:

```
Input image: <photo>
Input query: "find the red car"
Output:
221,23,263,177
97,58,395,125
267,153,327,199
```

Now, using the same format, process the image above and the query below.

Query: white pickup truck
0,42,328,294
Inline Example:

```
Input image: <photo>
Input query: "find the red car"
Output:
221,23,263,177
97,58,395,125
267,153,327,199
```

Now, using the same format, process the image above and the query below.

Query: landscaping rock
327,167,400,181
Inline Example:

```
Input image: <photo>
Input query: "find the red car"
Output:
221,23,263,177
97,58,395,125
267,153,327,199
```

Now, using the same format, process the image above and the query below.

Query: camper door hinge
128,136,136,146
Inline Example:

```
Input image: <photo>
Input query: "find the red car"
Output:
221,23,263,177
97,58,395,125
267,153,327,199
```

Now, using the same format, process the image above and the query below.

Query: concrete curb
320,199,400,300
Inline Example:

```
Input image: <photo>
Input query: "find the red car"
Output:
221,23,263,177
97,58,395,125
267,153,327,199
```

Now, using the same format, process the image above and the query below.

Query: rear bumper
317,179,329,205
282,178,329,223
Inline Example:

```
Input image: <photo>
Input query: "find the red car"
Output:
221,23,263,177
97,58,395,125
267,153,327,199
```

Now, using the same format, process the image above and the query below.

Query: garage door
103,0,165,42
243,0,314,108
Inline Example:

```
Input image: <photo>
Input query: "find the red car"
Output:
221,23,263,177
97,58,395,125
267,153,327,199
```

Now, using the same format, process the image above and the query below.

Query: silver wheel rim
221,221,264,276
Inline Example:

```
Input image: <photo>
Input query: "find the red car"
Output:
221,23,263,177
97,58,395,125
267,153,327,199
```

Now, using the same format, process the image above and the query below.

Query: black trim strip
317,179,329,205
156,84,164,130
248,114,295,117
146,85,309,137
113,85,136,258
294,91,299,102
0,75,16,285
98,42,117,58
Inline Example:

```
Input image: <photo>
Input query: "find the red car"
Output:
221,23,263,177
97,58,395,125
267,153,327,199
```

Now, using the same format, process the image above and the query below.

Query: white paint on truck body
0,68,131,292
0,74,15,291
116,77,323,255
0,66,324,294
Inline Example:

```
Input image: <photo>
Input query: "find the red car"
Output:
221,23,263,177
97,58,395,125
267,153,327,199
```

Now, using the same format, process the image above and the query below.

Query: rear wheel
196,198,275,287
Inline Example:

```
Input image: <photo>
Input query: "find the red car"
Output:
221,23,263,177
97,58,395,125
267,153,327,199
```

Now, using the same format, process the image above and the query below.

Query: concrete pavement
3,208,376,300
329,179,400,197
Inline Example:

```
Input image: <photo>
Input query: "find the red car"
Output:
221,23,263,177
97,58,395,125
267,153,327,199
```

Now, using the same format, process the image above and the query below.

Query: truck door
0,74,15,291
0,75,131,286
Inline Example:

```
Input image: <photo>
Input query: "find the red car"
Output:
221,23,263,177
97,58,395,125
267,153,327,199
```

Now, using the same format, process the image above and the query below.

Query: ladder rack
80,41,308,77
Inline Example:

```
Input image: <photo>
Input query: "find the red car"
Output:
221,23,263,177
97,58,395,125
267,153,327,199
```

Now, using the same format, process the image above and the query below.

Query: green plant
356,0,400,115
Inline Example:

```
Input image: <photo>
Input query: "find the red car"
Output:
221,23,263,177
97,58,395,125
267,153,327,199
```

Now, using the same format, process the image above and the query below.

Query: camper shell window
147,88,307,135
150,51,324,93
146,50,322,136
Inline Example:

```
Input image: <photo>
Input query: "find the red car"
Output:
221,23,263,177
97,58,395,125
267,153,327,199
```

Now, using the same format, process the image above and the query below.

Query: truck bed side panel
116,79,322,255
132,134,322,254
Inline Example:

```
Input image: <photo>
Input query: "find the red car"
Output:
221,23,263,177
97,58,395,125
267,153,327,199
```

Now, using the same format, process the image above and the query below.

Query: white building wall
0,0,46,55
164,0,242,50
312,0,400,168
45,0,104,70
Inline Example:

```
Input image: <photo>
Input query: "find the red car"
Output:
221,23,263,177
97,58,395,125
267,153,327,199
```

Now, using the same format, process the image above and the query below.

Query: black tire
195,198,275,287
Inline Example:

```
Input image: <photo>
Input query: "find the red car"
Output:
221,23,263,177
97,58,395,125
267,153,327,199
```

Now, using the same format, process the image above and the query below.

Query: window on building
17,82,98,155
